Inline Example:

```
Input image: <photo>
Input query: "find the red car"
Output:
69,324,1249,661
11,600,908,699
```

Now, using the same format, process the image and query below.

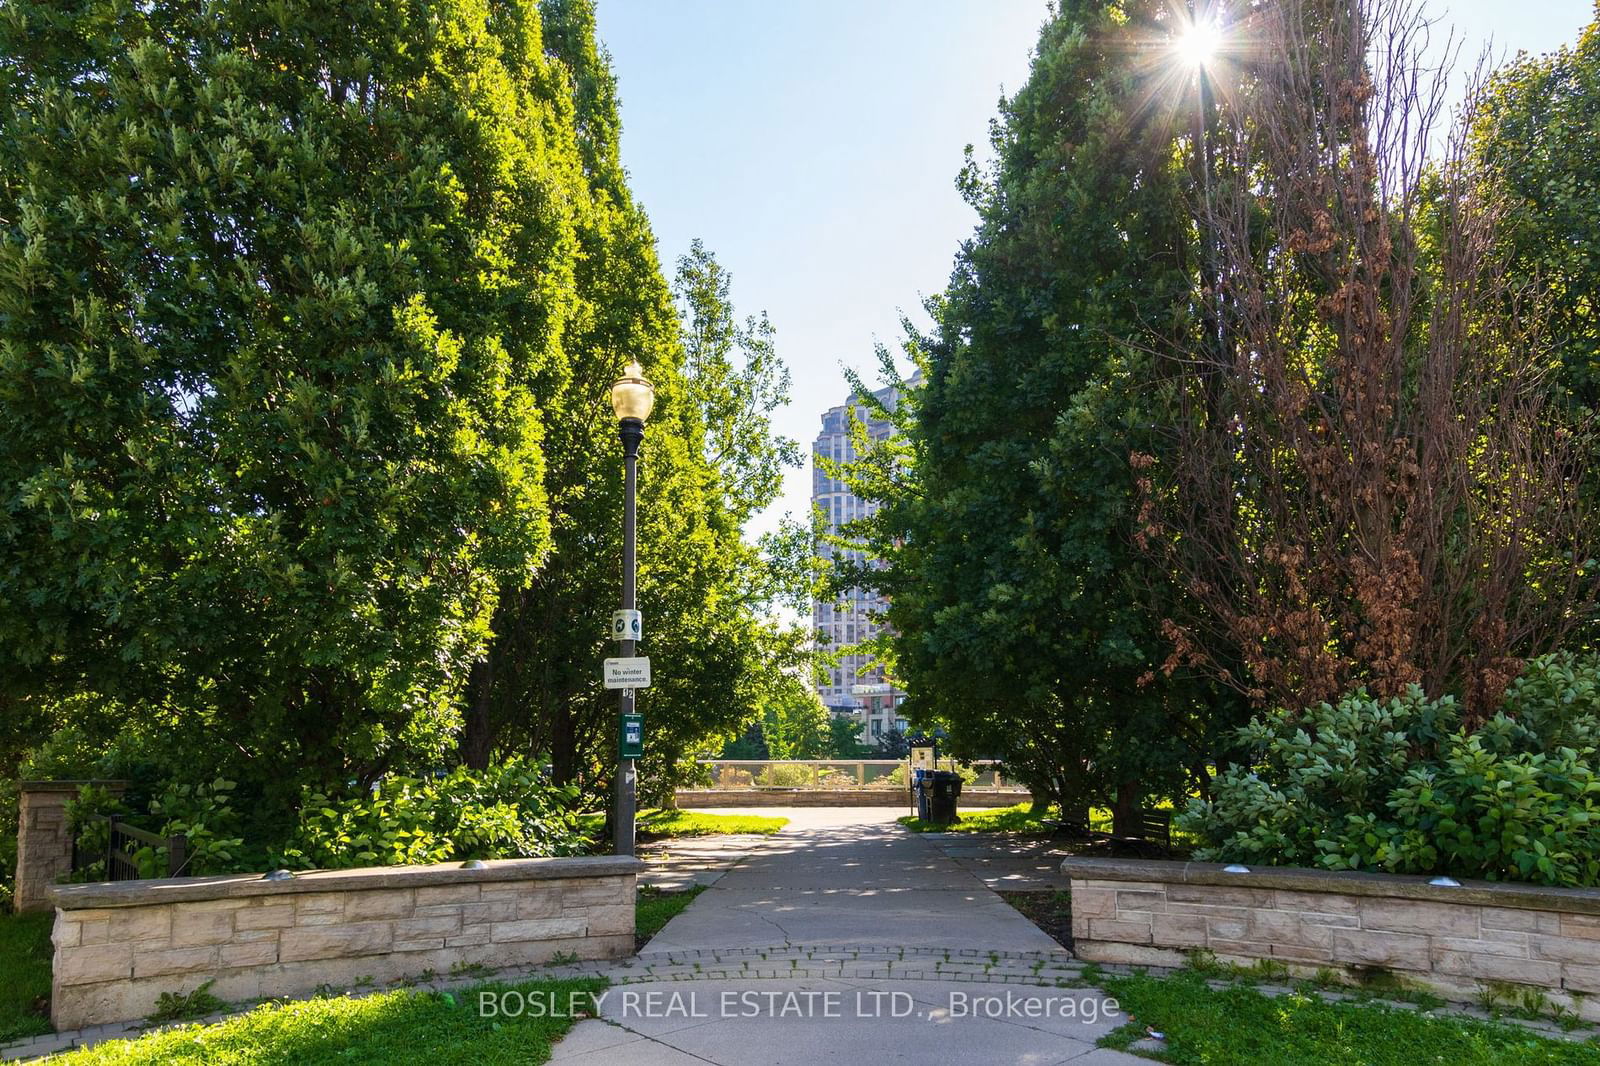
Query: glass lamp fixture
610,360,655,422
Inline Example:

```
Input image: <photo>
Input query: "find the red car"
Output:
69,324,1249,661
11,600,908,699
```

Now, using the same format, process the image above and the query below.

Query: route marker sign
611,609,642,641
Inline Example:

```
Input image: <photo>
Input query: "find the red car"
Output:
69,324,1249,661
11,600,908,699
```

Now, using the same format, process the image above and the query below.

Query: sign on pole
603,656,652,689
620,712,644,759
611,610,642,642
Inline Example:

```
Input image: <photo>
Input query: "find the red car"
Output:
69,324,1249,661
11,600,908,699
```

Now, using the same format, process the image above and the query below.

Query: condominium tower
811,379,911,740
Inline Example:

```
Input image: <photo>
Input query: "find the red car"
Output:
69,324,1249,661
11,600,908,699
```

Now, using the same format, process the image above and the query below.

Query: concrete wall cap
51,855,644,910
1059,856,1600,915
18,780,128,793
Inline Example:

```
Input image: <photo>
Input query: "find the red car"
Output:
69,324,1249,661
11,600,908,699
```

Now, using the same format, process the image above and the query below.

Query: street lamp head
610,360,655,423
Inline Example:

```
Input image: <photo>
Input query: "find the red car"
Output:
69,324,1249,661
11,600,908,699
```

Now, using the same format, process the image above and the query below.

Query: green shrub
275,759,586,870
1180,654,1600,886
872,763,980,789
755,764,817,787
64,760,586,875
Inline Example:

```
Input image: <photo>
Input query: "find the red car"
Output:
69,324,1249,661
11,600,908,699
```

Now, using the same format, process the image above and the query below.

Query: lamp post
609,359,654,857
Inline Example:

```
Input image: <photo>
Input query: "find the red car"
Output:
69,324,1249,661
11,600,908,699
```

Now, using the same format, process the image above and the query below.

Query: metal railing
693,759,1026,791
72,816,189,881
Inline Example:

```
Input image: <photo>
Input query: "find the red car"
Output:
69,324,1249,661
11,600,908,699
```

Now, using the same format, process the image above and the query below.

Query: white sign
611,609,642,642
603,656,652,689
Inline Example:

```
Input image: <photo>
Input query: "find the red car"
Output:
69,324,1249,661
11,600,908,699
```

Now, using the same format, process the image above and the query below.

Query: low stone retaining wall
50,855,641,1030
1065,856,1600,1021
673,788,1028,808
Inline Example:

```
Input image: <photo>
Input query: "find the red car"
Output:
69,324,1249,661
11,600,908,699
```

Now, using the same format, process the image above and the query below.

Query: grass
44,976,607,1065
636,884,706,946
1099,970,1600,1065
0,911,55,1043
898,801,1064,833
998,890,1073,950
634,809,787,839
577,808,787,847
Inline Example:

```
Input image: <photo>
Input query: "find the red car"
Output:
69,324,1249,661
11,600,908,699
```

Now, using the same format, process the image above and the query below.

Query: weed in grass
147,981,226,1024
1247,958,1290,981
1476,981,1504,1013
1311,967,1346,989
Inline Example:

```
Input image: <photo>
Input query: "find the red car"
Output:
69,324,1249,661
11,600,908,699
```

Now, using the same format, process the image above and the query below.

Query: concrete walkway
554,809,1146,1065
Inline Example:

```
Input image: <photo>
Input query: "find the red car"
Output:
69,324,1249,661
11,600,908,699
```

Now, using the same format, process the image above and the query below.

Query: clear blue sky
592,0,1598,540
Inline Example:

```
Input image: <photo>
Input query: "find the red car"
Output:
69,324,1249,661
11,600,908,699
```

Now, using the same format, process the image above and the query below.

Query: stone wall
13,781,126,914
50,855,641,1030
673,788,1028,808
1065,856,1600,1021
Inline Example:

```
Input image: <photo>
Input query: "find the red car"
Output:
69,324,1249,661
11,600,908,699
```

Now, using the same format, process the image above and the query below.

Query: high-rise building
811,379,912,740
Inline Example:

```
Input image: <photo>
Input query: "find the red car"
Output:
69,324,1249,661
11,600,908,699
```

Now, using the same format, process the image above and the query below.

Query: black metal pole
614,416,643,857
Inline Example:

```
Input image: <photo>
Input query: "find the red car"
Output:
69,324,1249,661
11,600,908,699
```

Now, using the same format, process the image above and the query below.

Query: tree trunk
458,655,495,770
1111,779,1141,838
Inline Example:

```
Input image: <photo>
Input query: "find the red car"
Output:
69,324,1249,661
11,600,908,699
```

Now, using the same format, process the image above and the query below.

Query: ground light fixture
610,359,654,856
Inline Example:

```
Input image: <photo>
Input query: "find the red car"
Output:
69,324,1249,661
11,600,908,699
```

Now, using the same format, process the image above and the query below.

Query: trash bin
925,770,962,825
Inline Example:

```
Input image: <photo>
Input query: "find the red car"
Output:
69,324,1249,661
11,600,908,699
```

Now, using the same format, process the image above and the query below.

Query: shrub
868,763,980,789
65,759,587,875
1179,654,1600,886
756,764,817,788
274,759,586,870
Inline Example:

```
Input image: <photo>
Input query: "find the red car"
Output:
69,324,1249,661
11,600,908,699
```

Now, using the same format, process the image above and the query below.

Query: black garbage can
925,770,962,824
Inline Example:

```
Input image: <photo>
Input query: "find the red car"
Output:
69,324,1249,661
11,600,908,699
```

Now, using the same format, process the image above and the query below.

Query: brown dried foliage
1143,0,1595,723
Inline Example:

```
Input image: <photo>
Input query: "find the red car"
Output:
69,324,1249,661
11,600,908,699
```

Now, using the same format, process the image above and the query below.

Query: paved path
554,809,1146,1065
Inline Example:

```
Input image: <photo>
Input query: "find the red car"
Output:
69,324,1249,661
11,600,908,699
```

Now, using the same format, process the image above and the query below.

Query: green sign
620,712,643,759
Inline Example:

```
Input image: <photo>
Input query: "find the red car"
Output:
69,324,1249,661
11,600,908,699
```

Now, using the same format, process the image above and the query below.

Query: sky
592,0,1598,542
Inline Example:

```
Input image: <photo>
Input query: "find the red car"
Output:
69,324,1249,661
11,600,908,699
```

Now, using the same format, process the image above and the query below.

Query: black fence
72,816,189,881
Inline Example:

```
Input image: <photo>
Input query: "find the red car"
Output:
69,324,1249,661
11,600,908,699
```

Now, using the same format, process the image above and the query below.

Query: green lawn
636,884,706,944
1100,971,1600,1065
898,801,1064,833
44,977,606,1065
0,911,54,1043
578,808,788,846
635,809,787,839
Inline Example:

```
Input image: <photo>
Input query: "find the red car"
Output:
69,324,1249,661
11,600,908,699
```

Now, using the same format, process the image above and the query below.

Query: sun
1175,17,1222,69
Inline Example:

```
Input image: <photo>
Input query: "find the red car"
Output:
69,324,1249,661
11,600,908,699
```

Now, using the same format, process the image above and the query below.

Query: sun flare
1175,17,1222,69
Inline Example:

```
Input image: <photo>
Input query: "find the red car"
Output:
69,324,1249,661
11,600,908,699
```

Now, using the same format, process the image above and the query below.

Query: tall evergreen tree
0,0,574,809
835,0,1245,821
466,0,804,803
